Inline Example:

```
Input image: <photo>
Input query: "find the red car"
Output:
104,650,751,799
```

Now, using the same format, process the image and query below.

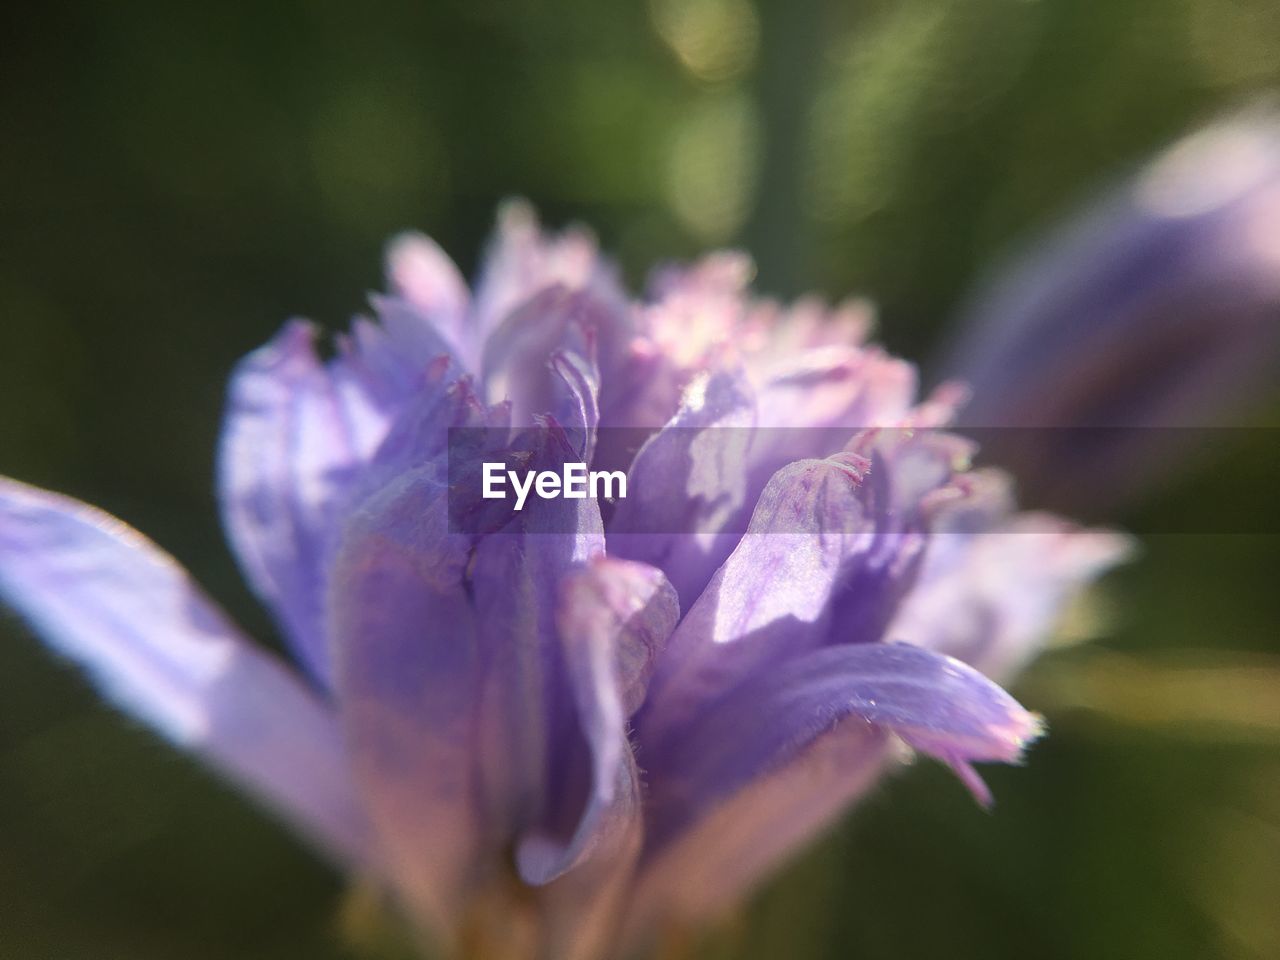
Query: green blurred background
2,1,1278,958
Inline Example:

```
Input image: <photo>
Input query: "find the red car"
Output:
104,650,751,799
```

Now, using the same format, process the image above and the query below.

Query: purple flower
0,201,1126,958
938,112,1280,509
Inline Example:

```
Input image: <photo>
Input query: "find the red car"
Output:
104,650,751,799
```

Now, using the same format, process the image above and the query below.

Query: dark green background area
2,1,1278,958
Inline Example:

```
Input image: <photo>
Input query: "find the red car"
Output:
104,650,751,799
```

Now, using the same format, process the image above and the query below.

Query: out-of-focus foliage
0,1,1277,958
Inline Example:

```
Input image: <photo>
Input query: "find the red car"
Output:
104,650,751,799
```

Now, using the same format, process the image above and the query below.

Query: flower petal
889,505,1134,681
757,295,874,356
480,287,613,438
549,347,602,462
518,558,678,881
369,293,468,380
507,558,678,960
752,345,915,460
606,368,757,609
642,252,756,373
217,320,409,685
219,309,478,689
472,199,623,344
558,558,682,718
327,471,483,939
323,364,515,940
608,360,936,611
625,721,888,938
385,231,473,368
0,477,370,867
468,455,607,850
631,643,1039,932
941,113,1280,508
636,453,882,749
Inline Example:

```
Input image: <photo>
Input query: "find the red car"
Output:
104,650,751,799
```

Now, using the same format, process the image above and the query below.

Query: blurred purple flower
939,112,1280,509
0,201,1126,958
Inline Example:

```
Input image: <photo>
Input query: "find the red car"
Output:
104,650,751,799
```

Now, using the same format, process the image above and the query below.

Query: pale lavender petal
335,314,431,408
646,249,754,301
738,346,919,541
480,287,617,437
625,721,889,937
644,642,1040,857
607,357,929,611
468,533,555,840
618,253,757,428
643,252,755,360
0,477,370,867
756,344,912,425
385,231,473,368
889,507,1135,681
505,559,677,960
637,432,993,761
219,312,477,689
626,644,1038,935
606,368,757,608
469,466,607,841
636,453,879,749
369,293,466,375
559,558,681,718
549,348,602,462
328,471,483,938
758,295,874,355
348,370,504,512
217,320,402,685
472,200,625,345
517,558,678,885
322,358,513,938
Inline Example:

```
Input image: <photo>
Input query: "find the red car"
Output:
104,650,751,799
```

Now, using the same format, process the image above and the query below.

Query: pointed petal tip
948,757,995,809
0,475,372,866
384,231,468,308
496,195,538,230
825,450,873,483
844,644,1048,788
997,708,1047,763
947,709,1045,809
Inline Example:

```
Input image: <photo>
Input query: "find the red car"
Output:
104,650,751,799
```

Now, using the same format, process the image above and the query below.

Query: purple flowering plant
0,191,1137,956
942,113,1280,510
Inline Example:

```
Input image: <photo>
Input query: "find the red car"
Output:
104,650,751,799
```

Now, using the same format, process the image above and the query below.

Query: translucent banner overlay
446,426,1278,535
